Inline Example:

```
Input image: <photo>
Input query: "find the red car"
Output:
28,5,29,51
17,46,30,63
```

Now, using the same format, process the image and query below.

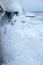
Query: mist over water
18,0,43,12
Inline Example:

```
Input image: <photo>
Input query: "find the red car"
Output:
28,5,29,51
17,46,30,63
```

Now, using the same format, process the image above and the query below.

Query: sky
17,0,43,12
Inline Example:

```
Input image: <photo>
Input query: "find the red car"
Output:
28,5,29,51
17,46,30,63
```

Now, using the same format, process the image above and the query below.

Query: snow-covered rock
0,12,5,20
0,0,23,15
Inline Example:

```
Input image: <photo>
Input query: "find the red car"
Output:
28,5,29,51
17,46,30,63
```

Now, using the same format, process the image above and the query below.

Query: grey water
31,11,43,21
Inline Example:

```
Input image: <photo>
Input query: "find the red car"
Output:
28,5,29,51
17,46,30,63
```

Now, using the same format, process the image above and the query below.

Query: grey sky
17,0,43,12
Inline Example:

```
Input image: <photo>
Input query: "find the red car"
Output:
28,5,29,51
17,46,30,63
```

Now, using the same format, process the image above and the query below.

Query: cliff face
0,26,5,65
0,28,2,65
0,1,23,64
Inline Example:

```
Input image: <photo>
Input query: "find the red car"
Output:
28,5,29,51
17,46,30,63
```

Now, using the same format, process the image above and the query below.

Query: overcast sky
17,0,43,12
